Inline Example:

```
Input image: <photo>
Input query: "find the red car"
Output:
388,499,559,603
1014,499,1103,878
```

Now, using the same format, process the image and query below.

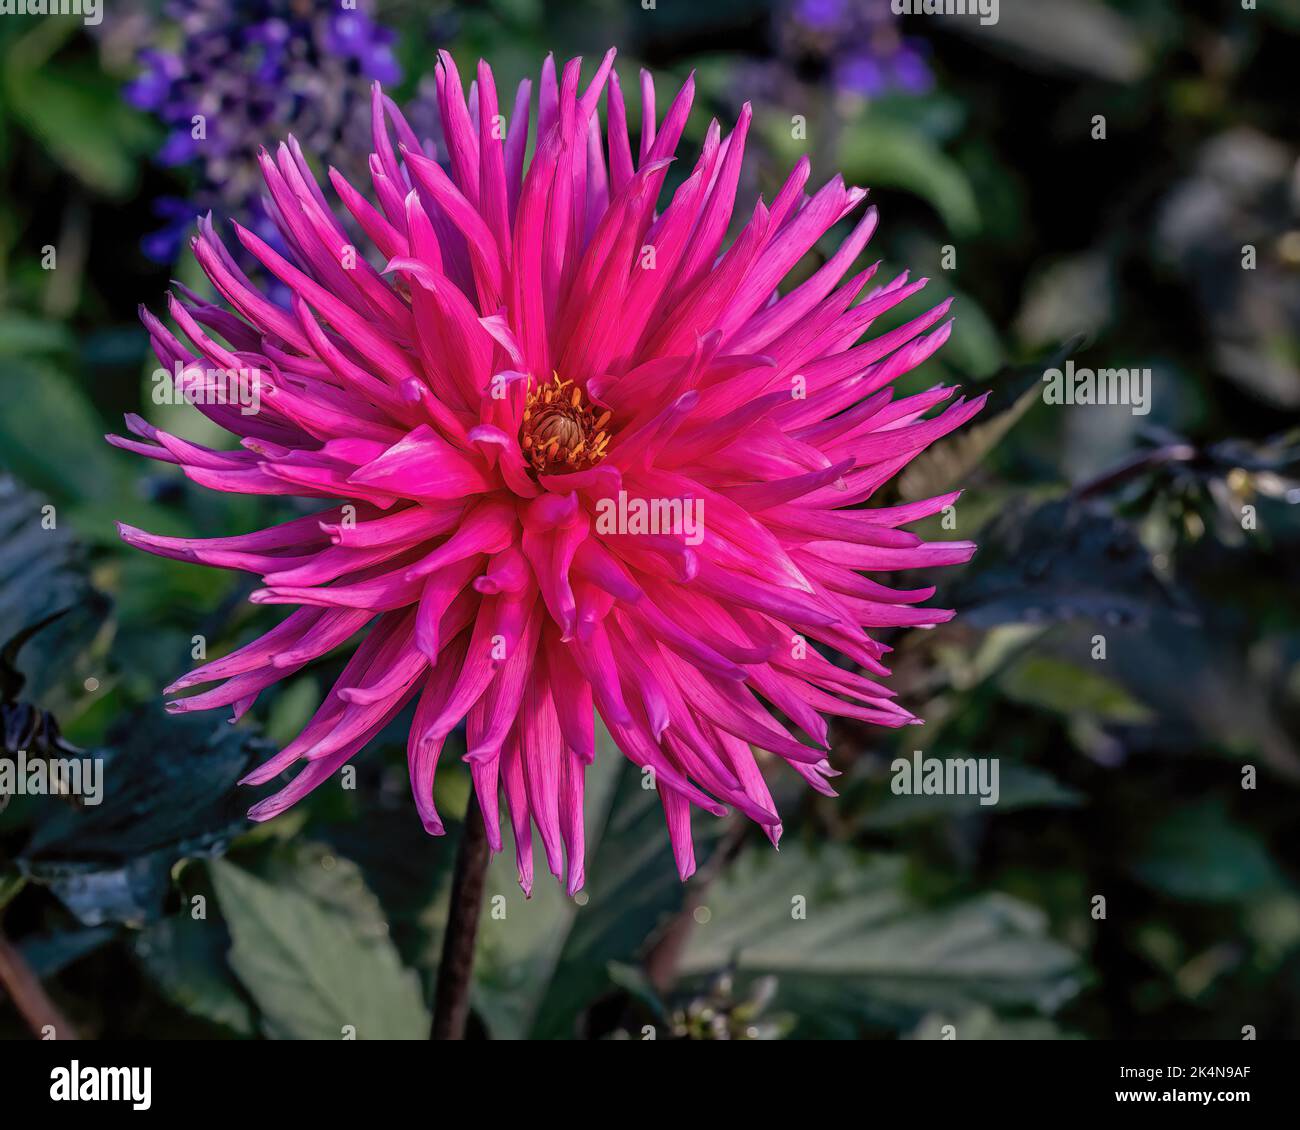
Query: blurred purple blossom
784,0,933,99
125,0,402,263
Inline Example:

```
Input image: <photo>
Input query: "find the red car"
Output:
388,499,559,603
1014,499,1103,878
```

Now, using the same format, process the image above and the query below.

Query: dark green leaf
837,122,980,236
133,913,256,1037
906,1006,1078,1040
20,925,115,978
5,64,148,196
952,497,1183,629
857,761,1083,831
1130,799,1286,903
211,848,430,1040
678,847,1082,1036
997,655,1153,723
0,475,111,701
20,708,264,925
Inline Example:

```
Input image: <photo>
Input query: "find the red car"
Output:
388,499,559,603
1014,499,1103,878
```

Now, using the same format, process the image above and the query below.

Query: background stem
0,928,79,1040
431,797,490,1039
644,817,749,993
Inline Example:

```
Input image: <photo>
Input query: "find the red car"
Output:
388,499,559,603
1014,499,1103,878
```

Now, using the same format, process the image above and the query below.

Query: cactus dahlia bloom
112,50,984,895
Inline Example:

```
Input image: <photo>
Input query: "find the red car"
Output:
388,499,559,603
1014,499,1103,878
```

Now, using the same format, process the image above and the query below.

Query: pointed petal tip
239,759,286,786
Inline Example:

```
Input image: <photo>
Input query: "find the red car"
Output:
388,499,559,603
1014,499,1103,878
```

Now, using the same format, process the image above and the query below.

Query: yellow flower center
521,375,611,475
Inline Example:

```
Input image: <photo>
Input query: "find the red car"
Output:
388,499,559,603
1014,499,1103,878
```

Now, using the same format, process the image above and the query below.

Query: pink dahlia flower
113,49,984,895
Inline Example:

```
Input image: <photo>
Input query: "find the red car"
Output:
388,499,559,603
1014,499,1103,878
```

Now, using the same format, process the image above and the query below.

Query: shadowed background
1,0,1298,1039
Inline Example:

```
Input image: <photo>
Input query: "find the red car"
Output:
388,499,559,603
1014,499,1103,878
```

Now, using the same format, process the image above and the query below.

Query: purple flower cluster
126,0,401,262
784,0,932,99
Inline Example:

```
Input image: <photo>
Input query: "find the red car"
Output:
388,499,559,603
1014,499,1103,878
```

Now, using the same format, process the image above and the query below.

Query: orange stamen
519,374,614,476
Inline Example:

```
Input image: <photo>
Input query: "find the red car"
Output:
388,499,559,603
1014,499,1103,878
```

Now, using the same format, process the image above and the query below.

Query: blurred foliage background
1,0,1299,1040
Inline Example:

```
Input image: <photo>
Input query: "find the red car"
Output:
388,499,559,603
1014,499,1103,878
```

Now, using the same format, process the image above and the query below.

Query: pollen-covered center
521,374,612,475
